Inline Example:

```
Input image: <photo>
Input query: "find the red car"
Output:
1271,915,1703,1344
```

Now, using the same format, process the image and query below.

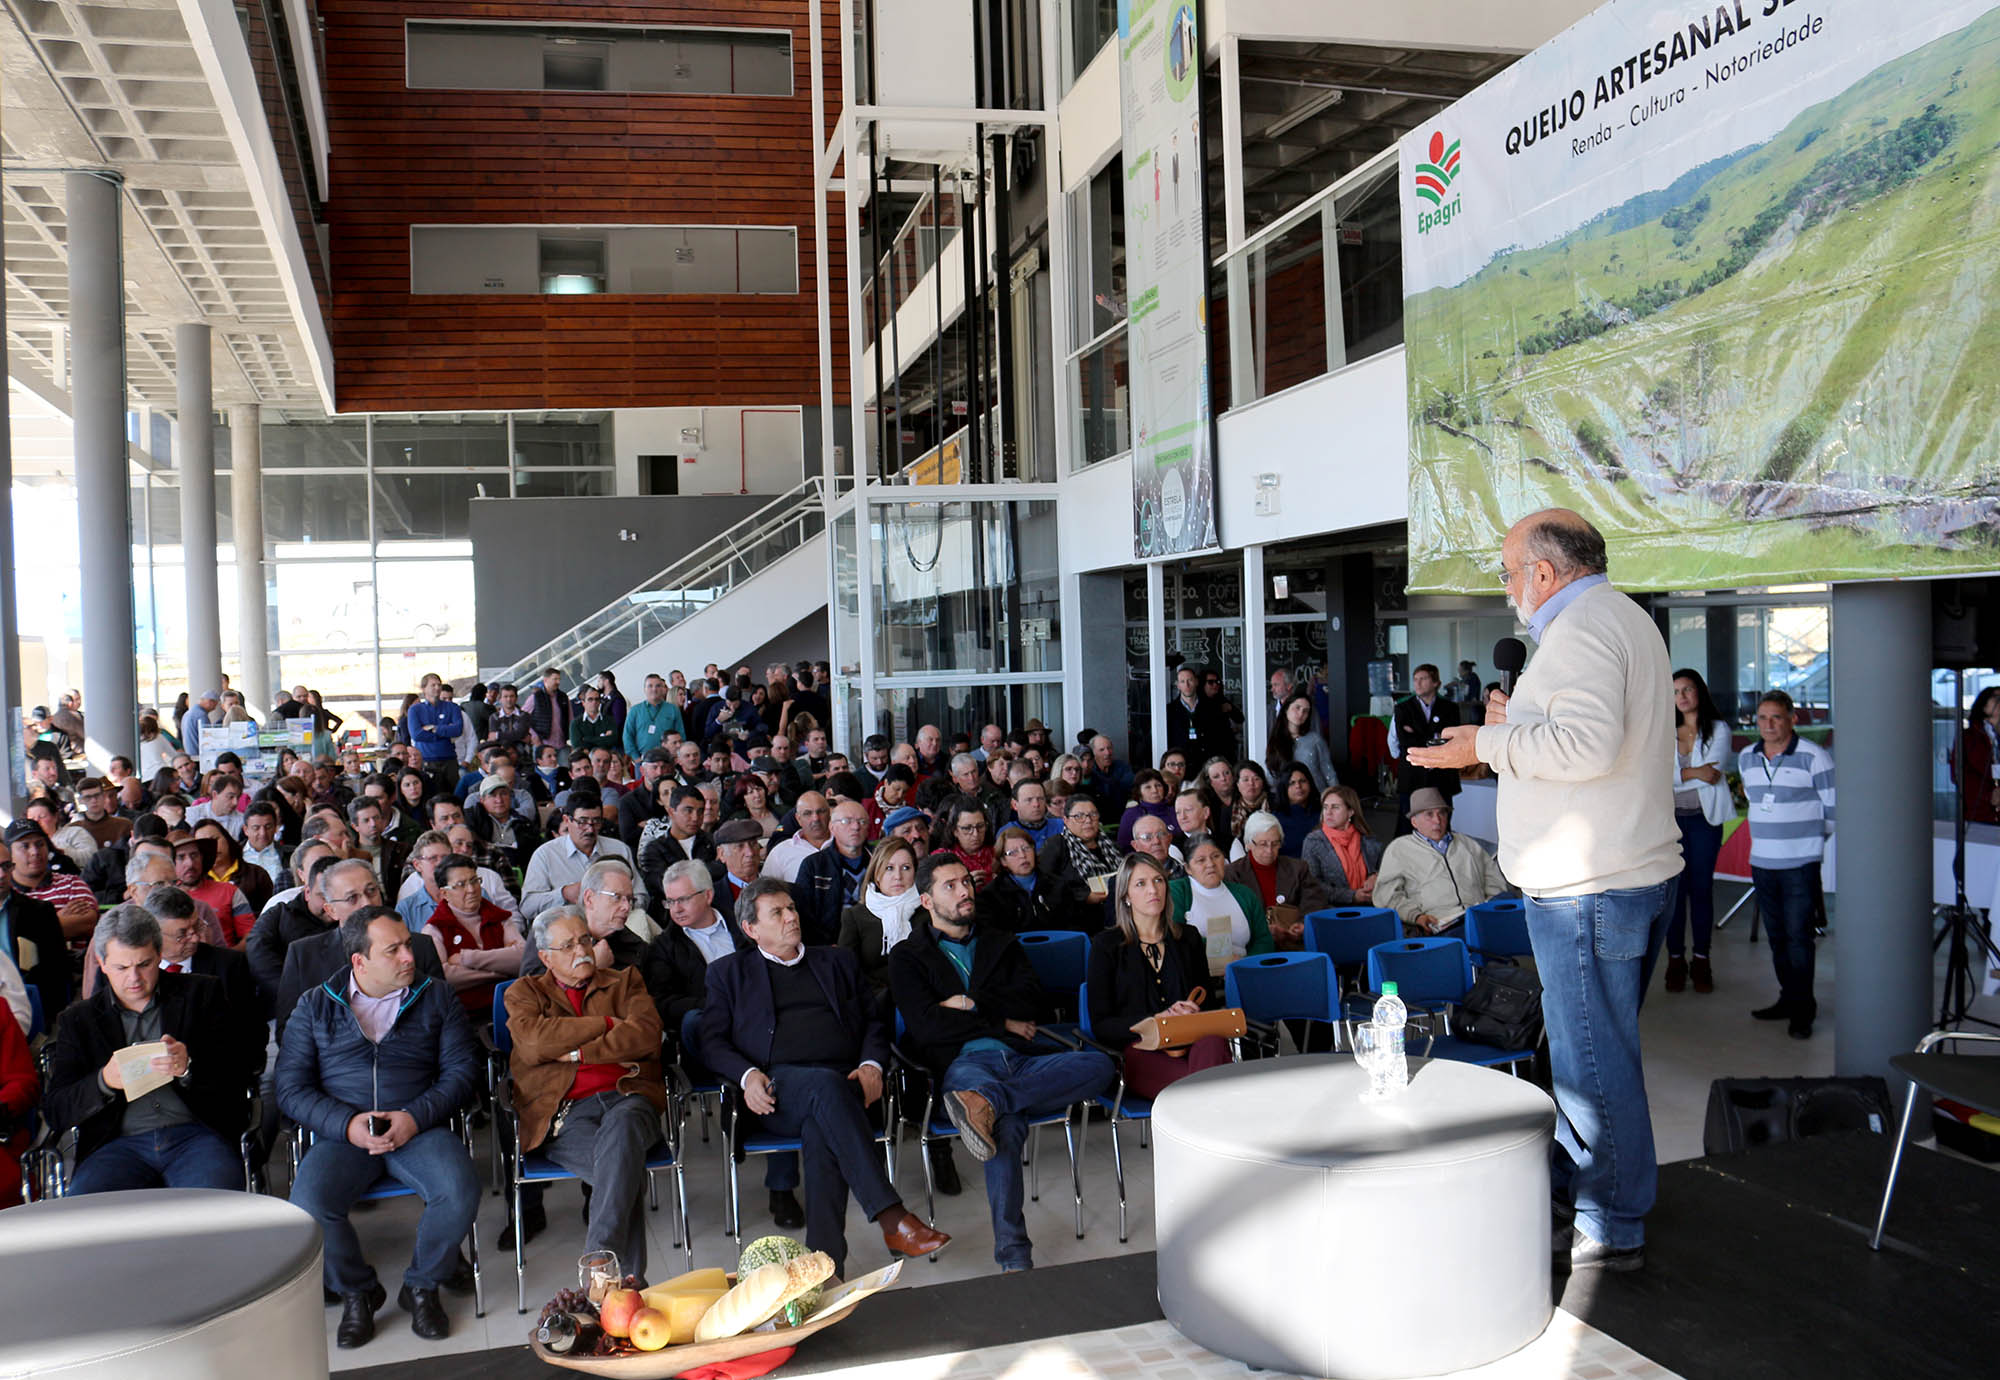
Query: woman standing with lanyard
1666,668,1732,993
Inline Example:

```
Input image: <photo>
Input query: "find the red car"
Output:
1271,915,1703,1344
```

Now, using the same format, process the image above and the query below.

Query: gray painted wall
471,494,772,668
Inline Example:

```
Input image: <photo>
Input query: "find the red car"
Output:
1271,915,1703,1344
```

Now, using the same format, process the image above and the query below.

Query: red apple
598,1287,644,1339
628,1307,671,1352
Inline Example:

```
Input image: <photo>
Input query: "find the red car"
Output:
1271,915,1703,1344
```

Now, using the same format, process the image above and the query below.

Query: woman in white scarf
836,836,921,997
1168,835,1275,976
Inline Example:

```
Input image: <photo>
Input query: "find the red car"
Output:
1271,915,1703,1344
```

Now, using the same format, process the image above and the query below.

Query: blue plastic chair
1223,952,1339,1052
890,1012,1083,1242
491,979,689,1311
1304,907,1401,969
1363,939,1534,1073
1464,900,1532,965
1078,980,1154,1243
1015,931,1090,1023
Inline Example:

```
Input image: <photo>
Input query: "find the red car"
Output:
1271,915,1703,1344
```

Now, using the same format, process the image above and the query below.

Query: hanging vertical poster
1119,0,1218,558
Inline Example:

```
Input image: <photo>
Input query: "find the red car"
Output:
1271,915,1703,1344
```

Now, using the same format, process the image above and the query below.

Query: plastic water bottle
1370,981,1408,1099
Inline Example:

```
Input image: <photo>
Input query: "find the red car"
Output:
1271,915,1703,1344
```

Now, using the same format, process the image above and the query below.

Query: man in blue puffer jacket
278,905,483,1350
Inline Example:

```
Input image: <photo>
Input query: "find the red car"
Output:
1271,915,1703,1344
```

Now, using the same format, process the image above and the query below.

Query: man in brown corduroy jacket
505,905,667,1280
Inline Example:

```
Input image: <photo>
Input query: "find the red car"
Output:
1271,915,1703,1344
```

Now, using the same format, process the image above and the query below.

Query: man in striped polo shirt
1739,690,1835,1039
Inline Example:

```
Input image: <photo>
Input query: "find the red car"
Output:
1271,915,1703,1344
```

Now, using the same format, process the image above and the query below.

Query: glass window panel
512,413,612,468
380,651,480,709
275,561,377,652
873,501,1059,675
374,560,475,649
1069,157,1124,345
1070,328,1129,468
279,654,384,740
263,419,367,468
372,472,491,543
1065,0,1117,90
513,470,610,499
872,683,1063,746
833,510,860,678
370,416,508,468
263,472,369,544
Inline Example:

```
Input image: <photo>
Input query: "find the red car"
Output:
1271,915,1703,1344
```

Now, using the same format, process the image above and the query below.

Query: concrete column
1829,582,1933,1083
0,209,26,819
67,171,137,767
1145,562,1167,766
1243,544,1267,766
229,404,270,719
176,323,222,704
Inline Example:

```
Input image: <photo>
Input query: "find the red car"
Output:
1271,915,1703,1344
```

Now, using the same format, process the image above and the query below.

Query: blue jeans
681,1008,798,1192
1669,813,1723,957
291,1126,480,1295
1524,880,1674,1251
1750,863,1819,1017
69,1122,242,1195
941,1047,1115,1269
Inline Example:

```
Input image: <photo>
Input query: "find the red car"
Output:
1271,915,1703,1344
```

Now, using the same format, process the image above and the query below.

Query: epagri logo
1414,131,1462,235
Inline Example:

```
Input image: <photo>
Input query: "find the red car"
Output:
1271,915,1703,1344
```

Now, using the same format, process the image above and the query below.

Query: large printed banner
1120,0,1218,559
1402,0,2000,592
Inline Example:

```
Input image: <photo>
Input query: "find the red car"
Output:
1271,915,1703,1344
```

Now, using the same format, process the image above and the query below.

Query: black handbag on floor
1457,959,1543,1050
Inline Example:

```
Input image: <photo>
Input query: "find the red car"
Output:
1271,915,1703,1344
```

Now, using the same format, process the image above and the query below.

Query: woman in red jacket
0,1006,40,1205
1961,687,2000,825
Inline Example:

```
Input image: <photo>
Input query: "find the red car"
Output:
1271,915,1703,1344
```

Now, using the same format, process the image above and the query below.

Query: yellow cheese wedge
643,1267,728,1300
662,1288,727,1344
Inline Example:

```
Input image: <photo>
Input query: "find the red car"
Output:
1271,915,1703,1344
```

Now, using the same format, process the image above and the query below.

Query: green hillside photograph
1407,6,2000,592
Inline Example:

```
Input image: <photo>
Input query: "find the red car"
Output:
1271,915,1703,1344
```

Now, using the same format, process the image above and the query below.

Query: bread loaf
691,1252,837,1342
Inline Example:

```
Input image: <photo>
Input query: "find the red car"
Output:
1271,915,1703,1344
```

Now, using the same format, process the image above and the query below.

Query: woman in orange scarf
1300,785,1384,907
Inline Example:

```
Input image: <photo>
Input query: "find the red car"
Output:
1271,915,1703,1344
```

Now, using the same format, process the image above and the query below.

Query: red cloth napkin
677,1346,797,1379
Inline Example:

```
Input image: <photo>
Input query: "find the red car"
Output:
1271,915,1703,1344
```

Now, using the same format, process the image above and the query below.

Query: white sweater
1474,582,1682,898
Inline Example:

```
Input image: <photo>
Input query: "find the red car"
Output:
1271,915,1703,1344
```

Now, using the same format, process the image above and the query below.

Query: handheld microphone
1493,637,1527,696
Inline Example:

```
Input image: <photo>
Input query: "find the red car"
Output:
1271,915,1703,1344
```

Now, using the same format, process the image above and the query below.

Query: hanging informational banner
1403,0,2000,593
1119,0,1218,559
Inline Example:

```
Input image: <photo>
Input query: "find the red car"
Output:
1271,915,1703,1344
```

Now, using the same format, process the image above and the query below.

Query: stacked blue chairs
1305,907,1402,1042
491,979,688,1312
1223,952,1340,1054
1363,938,1535,1073
889,1013,1083,1245
1463,899,1533,966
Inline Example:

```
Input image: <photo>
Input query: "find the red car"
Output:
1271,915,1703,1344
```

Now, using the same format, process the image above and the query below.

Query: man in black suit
245,841,342,996
145,884,266,1054
1163,665,1230,767
637,785,714,901
44,905,254,1193
698,878,948,1276
0,850,68,1022
1392,663,1461,833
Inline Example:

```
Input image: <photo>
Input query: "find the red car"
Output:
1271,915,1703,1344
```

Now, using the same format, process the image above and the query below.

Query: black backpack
1457,959,1543,1051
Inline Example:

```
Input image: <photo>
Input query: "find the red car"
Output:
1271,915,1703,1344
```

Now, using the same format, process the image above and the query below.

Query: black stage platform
350,1134,1998,1380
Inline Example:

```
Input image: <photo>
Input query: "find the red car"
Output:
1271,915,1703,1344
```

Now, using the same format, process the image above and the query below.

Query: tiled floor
776,1314,1679,1380
318,888,1998,1373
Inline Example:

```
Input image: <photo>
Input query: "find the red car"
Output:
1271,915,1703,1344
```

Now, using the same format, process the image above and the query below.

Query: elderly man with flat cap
1371,787,1509,937
711,818,765,910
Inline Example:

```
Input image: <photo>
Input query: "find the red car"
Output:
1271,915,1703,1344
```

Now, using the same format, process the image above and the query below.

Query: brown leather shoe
880,1209,950,1259
944,1089,998,1161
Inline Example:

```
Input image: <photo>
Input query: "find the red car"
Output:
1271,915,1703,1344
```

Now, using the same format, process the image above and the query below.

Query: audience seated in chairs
889,855,1112,1272
698,877,949,1277
504,907,667,1281
43,904,253,1194
1087,854,1231,1101
1373,788,1509,938
278,907,482,1349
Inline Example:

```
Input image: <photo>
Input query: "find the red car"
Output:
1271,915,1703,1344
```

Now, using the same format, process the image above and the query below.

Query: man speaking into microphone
1410,509,1680,1273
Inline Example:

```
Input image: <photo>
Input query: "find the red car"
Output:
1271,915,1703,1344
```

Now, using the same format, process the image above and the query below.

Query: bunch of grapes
537,1287,595,1327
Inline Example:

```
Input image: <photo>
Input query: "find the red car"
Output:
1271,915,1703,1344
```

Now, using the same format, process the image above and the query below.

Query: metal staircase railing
492,477,826,689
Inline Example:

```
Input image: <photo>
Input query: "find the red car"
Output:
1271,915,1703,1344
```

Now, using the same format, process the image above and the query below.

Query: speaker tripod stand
1938,667,2000,1031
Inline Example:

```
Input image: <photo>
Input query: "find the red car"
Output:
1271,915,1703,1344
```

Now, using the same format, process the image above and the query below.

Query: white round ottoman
0,1189,326,1379
1153,1056,1556,1379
